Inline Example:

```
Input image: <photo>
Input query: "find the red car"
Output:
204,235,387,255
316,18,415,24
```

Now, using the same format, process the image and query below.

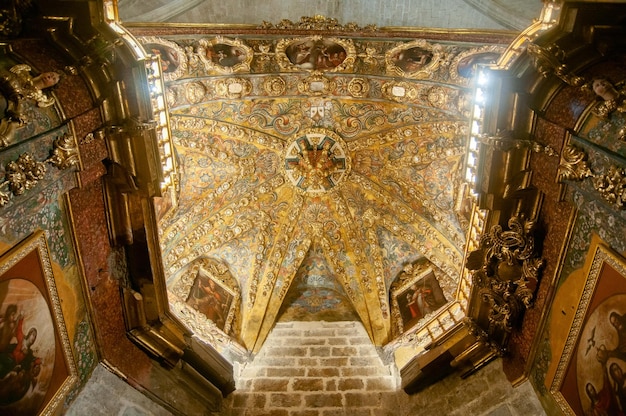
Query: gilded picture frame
390,263,448,337
171,258,240,339
276,36,356,73
550,238,626,415
0,230,77,416
385,40,442,79
138,36,187,81
196,37,253,75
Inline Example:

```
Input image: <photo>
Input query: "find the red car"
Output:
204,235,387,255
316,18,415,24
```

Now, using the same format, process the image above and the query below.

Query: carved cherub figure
589,76,626,119
0,64,61,147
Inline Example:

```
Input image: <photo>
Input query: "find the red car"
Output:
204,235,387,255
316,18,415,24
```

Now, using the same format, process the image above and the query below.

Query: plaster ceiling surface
138,25,513,354
117,0,542,31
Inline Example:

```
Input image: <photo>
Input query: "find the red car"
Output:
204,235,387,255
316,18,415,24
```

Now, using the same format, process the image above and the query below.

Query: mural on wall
196,37,252,74
138,37,187,81
276,37,356,72
386,40,442,79
551,240,626,416
0,231,77,416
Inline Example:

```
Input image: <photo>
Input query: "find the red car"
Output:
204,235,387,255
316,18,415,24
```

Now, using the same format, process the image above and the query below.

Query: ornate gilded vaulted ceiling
132,25,511,354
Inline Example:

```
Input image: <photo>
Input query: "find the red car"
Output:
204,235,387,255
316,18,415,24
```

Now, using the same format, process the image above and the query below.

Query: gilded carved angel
0,64,61,147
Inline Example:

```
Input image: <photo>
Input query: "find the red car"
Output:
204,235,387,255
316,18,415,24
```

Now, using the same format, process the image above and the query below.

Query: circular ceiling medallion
283,129,351,194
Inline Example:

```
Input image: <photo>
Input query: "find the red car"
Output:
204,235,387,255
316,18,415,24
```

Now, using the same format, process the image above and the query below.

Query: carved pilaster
527,43,584,87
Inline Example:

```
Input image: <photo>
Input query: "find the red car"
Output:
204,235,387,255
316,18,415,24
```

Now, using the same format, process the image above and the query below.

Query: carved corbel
527,43,584,87
557,143,593,182
466,215,545,345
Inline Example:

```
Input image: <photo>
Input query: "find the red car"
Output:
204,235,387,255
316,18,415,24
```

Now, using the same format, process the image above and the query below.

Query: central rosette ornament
284,129,350,194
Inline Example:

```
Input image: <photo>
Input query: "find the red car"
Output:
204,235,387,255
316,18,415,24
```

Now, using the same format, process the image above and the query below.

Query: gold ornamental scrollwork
557,144,593,183
263,76,286,96
259,15,377,32
466,216,545,339
297,72,336,97
347,78,369,98
213,78,252,99
137,37,188,82
594,166,626,210
49,132,79,170
381,81,418,103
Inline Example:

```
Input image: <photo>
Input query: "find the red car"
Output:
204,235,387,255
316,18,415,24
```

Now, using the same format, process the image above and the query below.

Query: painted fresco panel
551,239,626,416
0,231,77,416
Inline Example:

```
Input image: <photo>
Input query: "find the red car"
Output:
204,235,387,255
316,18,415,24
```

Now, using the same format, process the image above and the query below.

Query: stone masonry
220,321,399,416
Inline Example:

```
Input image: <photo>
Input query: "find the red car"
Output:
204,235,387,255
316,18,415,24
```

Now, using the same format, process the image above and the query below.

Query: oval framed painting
276,36,356,72
197,37,252,74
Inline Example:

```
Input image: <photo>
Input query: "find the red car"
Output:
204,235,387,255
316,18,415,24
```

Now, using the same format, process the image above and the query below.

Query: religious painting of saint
391,265,447,334
551,239,626,416
0,231,76,416
197,37,252,74
277,37,356,72
186,268,235,333
138,37,187,81
386,40,442,79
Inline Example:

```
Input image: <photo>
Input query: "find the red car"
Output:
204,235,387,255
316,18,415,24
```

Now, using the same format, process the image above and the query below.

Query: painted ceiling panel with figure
140,29,511,354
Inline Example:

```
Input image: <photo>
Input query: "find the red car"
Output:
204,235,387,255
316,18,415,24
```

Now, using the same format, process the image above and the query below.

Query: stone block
266,367,306,377
324,379,338,391
231,393,267,409
327,337,349,345
341,367,388,377
252,378,290,391
304,393,343,408
319,357,348,367
365,377,396,391
344,392,381,407
309,346,332,357
337,378,365,391
265,346,308,357
307,367,341,377
331,346,358,356
292,378,325,391
298,357,320,366
269,393,303,407
304,329,337,337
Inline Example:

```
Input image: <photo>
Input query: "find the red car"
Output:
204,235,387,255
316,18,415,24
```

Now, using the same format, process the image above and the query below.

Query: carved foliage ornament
259,15,377,32
557,144,593,182
0,133,78,206
466,216,545,336
594,166,626,210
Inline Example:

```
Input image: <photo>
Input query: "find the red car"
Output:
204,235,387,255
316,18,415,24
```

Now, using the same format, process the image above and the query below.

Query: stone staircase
220,321,400,416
